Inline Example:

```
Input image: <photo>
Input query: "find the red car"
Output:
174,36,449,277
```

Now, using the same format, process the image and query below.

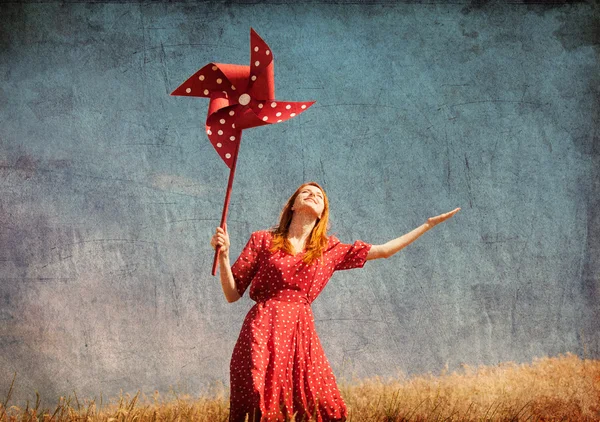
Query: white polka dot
258,103,263,109
185,87,191,94
225,153,231,159
232,124,236,128
217,143,222,148
231,85,236,91
301,104,306,109
254,46,259,52
212,65,217,71
229,110,235,116
216,78,222,84
290,113,296,117
276,112,282,117
271,102,278,108
199,75,205,81
255,61,260,67
286,104,291,109
230,136,236,141
207,130,212,135
203,89,209,95
238,93,251,106
218,130,223,135
219,119,226,124
266,50,270,55
263,116,268,121
277,119,282,123
251,75,257,81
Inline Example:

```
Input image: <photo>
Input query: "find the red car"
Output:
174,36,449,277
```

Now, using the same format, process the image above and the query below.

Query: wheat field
1,353,599,421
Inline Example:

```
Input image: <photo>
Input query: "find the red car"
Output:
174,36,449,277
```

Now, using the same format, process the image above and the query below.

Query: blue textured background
0,0,598,406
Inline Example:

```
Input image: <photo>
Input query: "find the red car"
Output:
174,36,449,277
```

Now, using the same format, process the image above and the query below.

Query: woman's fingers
217,229,229,242
211,226,229,250
211,226,230,251
441,208,460,217
447,208,461,219
427,207,461,227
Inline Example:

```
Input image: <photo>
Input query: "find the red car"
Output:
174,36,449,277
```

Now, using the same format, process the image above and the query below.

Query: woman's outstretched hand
211,224,230,257
427,207,461,228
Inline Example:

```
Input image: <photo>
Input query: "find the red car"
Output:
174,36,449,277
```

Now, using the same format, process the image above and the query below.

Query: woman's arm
211,225,241,303
366,207,460,261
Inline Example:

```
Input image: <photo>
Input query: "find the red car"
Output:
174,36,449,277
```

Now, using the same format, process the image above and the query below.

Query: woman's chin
295,206,321,218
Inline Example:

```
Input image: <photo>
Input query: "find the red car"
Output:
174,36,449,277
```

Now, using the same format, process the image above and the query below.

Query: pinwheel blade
206,105,242,169
248,28,275,101
252,100,316,125
171,63,236,98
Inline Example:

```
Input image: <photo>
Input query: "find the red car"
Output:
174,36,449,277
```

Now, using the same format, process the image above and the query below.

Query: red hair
270,182,330,265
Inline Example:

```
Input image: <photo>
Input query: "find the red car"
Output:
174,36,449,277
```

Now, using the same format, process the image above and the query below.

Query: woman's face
292,185,325,219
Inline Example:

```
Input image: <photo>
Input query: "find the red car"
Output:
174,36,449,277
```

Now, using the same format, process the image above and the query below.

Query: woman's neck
287,213,317,246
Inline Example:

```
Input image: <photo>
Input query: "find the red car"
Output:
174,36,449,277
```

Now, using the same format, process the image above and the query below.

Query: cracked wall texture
0,0,598,405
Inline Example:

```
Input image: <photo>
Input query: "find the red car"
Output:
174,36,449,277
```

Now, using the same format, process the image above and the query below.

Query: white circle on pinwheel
229,111,235,116
217,143,222,148
238,94,251,106
225,153,231,159
230,136,236,141
286,105,291,110
218,130,223,135
271,102,277,108
263,116,268,121
199,75,205,81
185,88,191,93
276,112,282,117
220,119,226,124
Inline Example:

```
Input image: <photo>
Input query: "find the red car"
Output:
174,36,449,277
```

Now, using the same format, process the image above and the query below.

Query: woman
211,182,460,421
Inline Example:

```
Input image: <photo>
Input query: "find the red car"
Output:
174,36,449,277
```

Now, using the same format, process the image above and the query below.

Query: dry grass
340,353,600,421
1,353,599,421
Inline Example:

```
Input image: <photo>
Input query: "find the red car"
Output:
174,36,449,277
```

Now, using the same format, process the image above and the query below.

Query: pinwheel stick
212,140,241,276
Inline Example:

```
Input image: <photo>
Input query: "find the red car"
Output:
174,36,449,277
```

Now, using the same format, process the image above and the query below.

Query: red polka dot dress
229,230,372,421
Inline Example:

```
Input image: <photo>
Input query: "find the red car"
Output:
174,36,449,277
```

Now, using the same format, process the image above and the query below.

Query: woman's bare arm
211,225,241,303
366,207,460,261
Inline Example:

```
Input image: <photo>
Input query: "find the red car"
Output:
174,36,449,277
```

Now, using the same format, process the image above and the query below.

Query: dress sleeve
331,238,372,271
231,232,262,297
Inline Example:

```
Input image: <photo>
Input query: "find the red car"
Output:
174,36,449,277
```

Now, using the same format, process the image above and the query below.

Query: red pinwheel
171,28,315,275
